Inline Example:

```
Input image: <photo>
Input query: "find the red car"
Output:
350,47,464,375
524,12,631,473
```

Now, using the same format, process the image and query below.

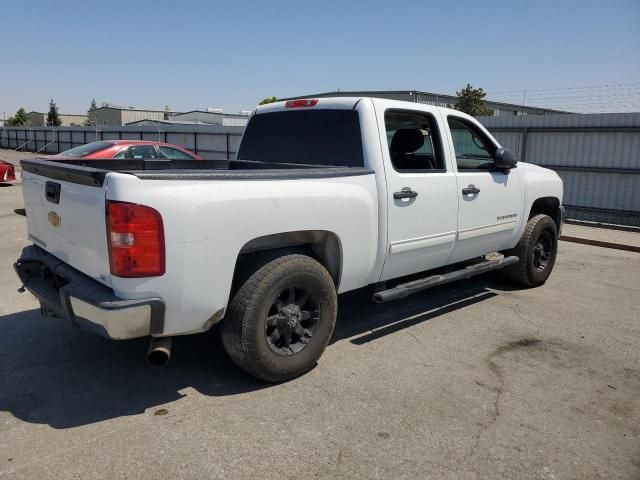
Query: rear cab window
237,109,364,167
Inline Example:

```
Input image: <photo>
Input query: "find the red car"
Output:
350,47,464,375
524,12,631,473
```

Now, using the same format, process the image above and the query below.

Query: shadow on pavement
0,311,263,429
0,273,514,429
333,272,512,344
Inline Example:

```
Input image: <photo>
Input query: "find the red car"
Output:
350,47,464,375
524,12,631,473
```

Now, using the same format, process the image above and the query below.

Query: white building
170,110,250,127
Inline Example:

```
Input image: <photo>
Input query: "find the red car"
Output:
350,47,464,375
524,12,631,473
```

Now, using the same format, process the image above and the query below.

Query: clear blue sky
1,0,639,116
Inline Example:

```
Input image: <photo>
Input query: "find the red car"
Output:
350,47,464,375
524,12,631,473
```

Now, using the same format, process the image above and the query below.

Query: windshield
237,110,364,167
60,141,113,157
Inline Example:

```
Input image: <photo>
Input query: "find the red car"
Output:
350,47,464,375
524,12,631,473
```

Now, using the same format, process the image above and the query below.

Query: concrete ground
0,149,639,479
562,224,640,250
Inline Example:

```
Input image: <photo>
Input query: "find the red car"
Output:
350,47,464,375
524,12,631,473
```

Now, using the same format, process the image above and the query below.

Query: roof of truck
254,96,472,119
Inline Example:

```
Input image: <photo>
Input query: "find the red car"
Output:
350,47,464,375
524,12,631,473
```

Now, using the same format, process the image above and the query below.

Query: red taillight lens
107,201,165,278
285,99,318,108
4,165,15,181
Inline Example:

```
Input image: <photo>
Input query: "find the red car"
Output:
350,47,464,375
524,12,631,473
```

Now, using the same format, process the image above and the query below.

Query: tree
455,84,493,117
258,96,277,105
46,99,62,126
84,98,98,126
6,108,30,126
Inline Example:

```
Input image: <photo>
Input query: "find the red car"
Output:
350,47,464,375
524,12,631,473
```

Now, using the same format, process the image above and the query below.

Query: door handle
462,185,480,195
393,188,418,200
45,181,61,204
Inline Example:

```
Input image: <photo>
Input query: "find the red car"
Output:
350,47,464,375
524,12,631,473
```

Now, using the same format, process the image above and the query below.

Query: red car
50,140,201,160
0,160,16,183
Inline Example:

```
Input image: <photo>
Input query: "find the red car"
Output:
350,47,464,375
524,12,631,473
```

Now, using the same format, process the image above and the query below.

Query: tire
220,254,337,382
504,214,558,287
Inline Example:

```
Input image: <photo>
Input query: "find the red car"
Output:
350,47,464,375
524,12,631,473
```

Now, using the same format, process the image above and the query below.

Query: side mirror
494,147,517,170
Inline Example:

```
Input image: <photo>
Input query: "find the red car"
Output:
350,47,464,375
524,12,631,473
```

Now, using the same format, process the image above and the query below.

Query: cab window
447,117,496,170
384,110,445,172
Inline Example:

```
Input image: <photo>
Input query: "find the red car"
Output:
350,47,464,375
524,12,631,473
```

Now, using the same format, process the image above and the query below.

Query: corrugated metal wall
479,112,640,227
0,124,244,160
120,110,166,125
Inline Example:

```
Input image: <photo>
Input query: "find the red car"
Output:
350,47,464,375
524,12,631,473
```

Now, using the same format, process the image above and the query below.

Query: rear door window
112,148,128,159
126,145,159,159
237,109,364,167
384,110,445,172
158,146,194,160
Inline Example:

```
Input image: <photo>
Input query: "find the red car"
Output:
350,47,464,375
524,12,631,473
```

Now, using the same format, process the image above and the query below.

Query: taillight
285,99,318,108
107,201,165,277
4,166,15,181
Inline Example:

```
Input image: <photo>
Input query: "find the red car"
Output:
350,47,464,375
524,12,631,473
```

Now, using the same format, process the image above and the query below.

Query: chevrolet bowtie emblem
48,211,61,228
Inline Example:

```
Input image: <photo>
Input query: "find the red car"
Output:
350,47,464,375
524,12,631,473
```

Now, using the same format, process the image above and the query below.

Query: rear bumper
14,245,165,339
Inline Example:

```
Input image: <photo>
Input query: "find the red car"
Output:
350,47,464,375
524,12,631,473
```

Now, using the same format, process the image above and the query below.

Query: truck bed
19,154,379,336
21,158,374,186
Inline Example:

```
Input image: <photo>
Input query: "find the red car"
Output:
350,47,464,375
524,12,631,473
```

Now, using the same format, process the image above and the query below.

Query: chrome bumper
14,246,165,339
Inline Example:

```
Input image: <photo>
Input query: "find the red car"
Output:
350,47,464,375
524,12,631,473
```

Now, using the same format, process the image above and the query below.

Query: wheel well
231,231,342,296
529,197,561,230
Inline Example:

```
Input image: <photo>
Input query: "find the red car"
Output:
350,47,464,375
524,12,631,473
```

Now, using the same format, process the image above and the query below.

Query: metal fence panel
1,125,243,161
71,131,84,144
526,131,640,169
479,112,640,227
228,134,241,155
478,112,640,129
559,171,640,211
196,133,229,155
141,132,161,141
490,131,523,154
101,131,120,140
166,132,195,150
120,131,142,140
58,130,71,143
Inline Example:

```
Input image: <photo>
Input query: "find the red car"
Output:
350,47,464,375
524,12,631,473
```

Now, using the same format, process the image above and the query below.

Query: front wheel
504,214,558,287
220,254,337,382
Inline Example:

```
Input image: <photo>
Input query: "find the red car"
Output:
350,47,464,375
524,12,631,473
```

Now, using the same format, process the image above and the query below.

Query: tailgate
21,160,112,287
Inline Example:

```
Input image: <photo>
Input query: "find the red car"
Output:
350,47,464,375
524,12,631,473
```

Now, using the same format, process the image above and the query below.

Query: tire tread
504,214,557,287
221,254,337,382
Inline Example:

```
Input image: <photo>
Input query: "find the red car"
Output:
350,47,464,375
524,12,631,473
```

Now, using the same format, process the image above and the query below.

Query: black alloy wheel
266,286,320,356
532,230,554,271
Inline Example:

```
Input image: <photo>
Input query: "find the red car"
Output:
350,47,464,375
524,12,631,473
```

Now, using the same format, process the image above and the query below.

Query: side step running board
372,256,519,303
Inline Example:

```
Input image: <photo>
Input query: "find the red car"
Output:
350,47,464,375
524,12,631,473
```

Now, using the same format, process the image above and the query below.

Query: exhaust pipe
148,337,172,366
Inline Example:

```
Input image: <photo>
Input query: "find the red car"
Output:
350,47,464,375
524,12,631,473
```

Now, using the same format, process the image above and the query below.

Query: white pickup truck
15,97,564,382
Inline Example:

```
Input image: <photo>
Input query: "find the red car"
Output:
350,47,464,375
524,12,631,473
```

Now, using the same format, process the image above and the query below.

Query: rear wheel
504,214,558,287
220,254,337,382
